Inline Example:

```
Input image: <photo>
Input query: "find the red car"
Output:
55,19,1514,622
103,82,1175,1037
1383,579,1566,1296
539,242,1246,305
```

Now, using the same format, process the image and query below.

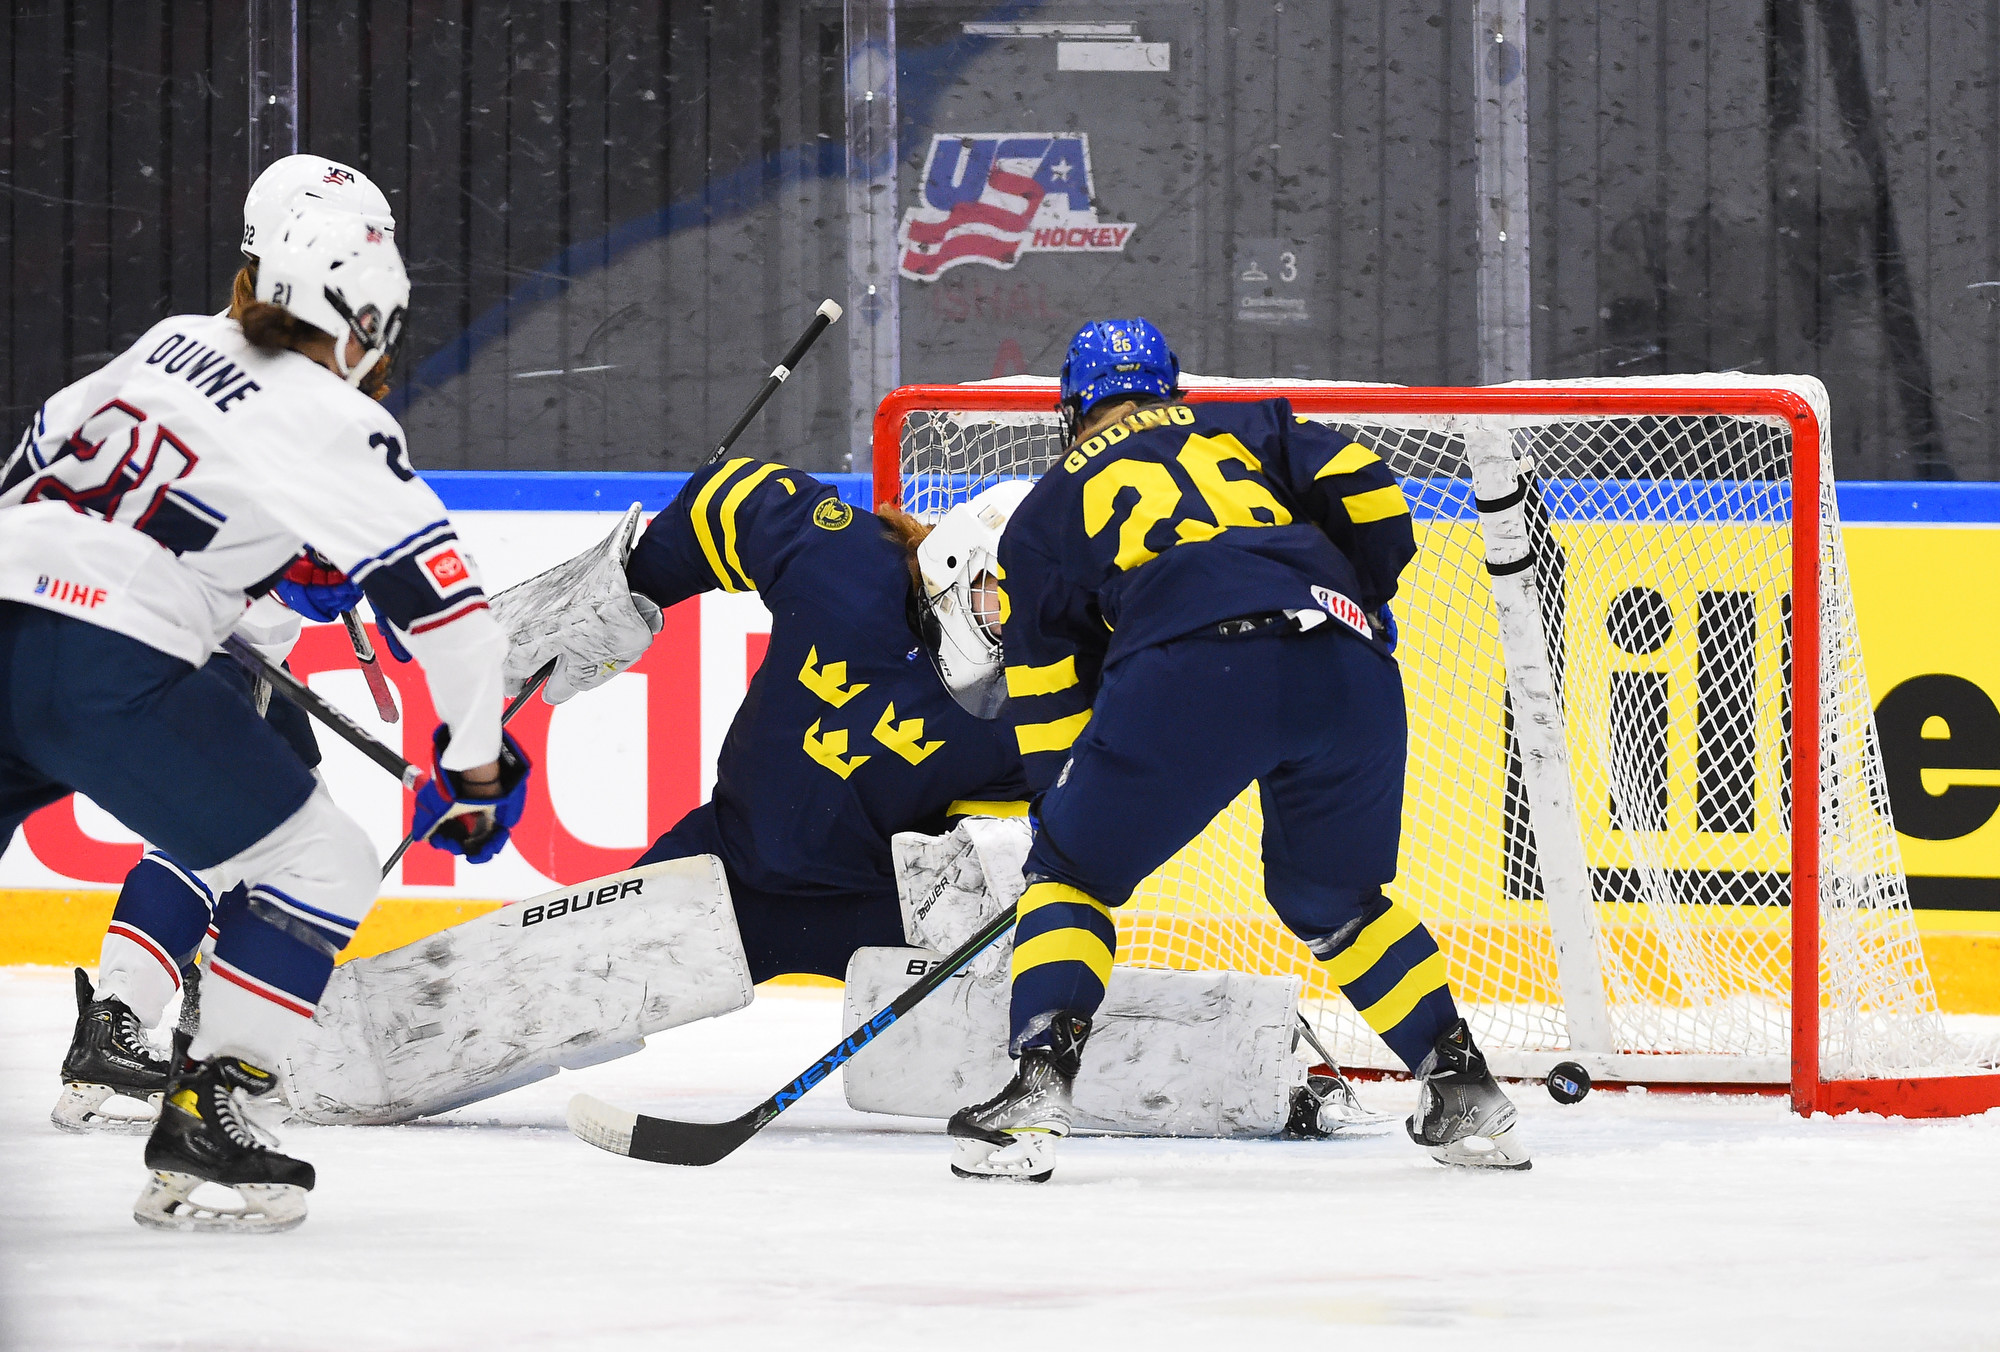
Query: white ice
3,964,1998,1352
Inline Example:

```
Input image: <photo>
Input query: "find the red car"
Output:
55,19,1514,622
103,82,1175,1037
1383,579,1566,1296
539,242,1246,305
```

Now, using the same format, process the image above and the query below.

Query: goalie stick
340,609,400,724
569,894,1017,1167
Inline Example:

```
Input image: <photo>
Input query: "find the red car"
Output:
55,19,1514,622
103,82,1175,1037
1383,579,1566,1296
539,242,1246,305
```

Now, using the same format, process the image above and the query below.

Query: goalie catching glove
490,502,662,705
412,728,531,863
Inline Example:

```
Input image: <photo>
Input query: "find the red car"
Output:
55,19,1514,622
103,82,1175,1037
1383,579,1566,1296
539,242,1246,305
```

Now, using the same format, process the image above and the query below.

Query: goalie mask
241,154,396,258
254,203,410,389
915,480,1034,720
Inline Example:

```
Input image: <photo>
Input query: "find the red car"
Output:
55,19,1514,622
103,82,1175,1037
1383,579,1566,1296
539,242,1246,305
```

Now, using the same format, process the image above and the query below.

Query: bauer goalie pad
489,500,664,704
840,946,1304,1137
280,857,752,1125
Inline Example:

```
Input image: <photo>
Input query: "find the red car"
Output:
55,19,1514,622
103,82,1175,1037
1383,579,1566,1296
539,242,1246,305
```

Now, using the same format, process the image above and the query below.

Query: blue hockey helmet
1057,319,1180,438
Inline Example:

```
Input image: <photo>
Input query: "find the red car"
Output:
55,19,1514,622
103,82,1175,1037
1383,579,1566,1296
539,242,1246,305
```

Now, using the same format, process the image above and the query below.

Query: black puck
1546,1061,1591,1104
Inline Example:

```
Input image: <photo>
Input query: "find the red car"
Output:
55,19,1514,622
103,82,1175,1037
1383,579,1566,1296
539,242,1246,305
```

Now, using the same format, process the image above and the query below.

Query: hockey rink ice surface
3,967,1998,1351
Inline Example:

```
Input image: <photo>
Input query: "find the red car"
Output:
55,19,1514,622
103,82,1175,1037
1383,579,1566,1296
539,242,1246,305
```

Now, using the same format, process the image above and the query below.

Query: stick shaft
378,660,553,879
703,300,841,465
223,635,421,788
615,901,1020,1165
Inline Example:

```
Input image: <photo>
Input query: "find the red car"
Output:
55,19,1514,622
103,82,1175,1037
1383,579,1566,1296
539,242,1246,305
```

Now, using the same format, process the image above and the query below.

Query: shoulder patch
812,497,854,531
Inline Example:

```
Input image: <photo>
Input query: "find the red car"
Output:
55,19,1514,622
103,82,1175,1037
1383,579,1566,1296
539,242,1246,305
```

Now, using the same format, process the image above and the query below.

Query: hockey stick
341,609,401,723
569,899,1019,1167
377,659,554,879
702,299,842,466
223,635,422,789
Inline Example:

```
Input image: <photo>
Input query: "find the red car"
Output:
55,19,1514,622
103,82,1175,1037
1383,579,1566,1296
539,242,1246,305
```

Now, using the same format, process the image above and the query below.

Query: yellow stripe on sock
1016,709,1090,755
1324,902,1422,986
719,461,786,590
1342,483,1410,523
1355,952,1450,1035
693,458,752,591
1011,928,1115,986
1018,880,1111,923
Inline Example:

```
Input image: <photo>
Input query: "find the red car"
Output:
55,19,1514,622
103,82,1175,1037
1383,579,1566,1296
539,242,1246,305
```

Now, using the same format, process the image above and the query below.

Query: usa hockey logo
898,133,1136,281
322,167,356,186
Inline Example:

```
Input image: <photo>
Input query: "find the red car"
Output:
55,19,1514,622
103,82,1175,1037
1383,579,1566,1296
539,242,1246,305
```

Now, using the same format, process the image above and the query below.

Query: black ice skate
134,1055,315,1233
947,1012,1090,1182
1406,1019,1531,1169
52,967,169,1134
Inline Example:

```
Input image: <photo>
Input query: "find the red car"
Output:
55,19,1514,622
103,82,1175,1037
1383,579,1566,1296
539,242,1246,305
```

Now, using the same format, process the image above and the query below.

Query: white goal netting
884,374,1994,1090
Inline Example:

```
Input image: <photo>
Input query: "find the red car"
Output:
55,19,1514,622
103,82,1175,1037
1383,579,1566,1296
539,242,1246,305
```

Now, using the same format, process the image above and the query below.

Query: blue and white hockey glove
274,552,363,623
371,603,413,663
413,728,533,864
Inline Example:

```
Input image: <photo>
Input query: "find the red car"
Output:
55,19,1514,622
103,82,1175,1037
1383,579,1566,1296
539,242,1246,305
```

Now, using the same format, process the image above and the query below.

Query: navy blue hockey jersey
627,457,1029,901
997,398,1416,791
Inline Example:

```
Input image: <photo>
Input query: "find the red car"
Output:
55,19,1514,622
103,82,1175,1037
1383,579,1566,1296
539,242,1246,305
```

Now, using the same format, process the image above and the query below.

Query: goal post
873,374,2000,1118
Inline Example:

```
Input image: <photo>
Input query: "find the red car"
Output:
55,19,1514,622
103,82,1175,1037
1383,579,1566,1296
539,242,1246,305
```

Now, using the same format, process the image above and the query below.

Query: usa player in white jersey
52,155,401,1138
0,200,531,1232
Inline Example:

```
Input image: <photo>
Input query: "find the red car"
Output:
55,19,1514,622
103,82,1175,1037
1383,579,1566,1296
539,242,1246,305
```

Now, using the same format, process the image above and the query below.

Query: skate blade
51,1082,160,1134
133,1171,308,1233
1425,1124,1532,1171
948,1131,1055,1183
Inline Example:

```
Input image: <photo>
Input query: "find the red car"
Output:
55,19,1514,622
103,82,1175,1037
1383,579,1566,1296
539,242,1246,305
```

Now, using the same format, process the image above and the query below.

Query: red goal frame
874,380,2000,1119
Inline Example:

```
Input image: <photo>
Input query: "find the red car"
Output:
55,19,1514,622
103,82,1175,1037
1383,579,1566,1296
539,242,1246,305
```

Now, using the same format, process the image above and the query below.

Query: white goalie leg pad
280,856,752,1124
489,501,663,704
892,816,1031,980
841,947,1304,1137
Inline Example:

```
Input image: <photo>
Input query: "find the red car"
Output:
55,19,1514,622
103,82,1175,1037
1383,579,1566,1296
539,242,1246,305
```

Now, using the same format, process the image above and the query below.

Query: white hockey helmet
915,479,1035,719
241,154,395,257
253,202,410,387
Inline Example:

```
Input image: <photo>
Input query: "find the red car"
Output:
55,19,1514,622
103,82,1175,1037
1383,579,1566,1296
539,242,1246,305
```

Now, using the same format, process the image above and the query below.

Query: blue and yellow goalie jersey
997,398,1416,791
627,457,1028,901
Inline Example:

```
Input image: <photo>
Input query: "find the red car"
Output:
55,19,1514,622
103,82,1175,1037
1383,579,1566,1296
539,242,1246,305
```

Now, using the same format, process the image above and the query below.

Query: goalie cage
874,372,2000,1118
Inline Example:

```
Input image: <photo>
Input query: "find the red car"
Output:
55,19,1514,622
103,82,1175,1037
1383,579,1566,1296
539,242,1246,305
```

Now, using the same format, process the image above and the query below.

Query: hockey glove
274,552,363,624
1371,603,1399,655
412,729,532,865
371,603,413,663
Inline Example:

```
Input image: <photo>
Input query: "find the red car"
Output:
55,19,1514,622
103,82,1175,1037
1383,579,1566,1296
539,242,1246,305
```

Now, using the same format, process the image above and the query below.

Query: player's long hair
229,263,394,401
877,503,932,592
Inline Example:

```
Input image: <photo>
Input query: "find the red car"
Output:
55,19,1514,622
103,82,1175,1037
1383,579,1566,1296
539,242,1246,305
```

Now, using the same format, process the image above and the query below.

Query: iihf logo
898,133,1136,281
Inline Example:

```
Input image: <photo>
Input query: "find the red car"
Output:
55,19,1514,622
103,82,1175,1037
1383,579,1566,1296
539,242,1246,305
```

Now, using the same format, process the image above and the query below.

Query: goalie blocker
840,817,1314,1137
280,858,752,1124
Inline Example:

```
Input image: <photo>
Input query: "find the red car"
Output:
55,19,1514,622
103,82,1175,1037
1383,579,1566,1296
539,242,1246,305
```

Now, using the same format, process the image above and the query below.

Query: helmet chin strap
335,339,383,388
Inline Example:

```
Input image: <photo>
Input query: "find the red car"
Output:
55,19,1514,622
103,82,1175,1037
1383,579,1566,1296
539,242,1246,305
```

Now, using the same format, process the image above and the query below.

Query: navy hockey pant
0,604,366,1051
1013,621,1458,1072
635,799,904,984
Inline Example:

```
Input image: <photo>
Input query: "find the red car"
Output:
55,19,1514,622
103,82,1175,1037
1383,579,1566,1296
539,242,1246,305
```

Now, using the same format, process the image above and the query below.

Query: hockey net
875,374,2000,1116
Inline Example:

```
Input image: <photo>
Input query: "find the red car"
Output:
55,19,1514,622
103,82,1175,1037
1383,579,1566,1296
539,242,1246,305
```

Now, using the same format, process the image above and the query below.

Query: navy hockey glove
371,603,413,663
412,729,532,864
274,552,363,623
1372,603,1399,655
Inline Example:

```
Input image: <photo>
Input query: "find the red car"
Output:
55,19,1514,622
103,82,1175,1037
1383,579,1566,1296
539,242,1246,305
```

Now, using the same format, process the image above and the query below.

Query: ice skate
1406,1019,1531,1169
1285,1064,1397,1138
947,1013,1090,1183
134,1055,314,1233
52,968,169,1134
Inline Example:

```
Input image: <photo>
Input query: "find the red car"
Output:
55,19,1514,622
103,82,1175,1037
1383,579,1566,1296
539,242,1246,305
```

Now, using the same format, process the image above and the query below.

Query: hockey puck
1546,1061,1591,1104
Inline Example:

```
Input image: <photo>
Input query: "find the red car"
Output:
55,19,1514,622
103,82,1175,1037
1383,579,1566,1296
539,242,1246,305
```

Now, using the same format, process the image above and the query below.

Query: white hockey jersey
0,314,504,768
